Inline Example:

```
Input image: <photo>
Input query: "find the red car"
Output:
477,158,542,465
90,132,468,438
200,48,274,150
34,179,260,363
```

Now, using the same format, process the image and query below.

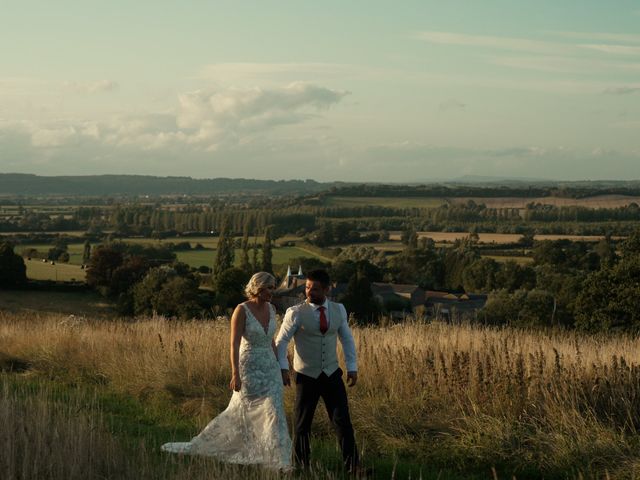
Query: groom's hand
281,369,291,386
346,371,358,387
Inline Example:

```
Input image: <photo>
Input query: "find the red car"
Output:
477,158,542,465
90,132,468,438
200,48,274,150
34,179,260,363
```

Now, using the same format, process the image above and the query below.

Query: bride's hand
229,374,241,391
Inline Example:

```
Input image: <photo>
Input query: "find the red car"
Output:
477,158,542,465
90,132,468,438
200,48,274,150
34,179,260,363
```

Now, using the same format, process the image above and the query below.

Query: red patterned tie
318,306,328,334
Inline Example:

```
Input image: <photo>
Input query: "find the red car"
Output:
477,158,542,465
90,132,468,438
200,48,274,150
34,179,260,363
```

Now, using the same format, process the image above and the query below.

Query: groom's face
305,279,329,305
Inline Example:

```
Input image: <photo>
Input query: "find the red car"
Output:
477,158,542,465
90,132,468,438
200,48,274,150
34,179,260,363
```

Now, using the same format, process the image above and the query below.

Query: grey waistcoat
293,302,342,378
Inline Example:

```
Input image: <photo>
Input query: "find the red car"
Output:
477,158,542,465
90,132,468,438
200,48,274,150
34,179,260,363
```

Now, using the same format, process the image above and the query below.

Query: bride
161,272,291,469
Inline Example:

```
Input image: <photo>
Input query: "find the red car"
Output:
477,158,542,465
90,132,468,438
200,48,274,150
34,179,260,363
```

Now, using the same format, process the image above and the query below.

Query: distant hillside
0,174,340,196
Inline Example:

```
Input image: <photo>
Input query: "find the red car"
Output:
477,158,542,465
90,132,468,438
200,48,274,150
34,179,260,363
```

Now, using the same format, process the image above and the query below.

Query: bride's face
257,284,274,302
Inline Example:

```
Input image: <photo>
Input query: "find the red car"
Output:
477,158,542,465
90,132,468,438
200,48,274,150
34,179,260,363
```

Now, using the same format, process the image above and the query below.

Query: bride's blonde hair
244,272,276,299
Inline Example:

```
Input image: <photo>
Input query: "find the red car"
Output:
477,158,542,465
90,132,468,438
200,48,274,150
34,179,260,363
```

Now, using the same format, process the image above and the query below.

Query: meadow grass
481,255,533,265
24,258,86,282
175,246,326,270
1,375,350,480
0,290,115,318
2,311,640,478
18,243,86,264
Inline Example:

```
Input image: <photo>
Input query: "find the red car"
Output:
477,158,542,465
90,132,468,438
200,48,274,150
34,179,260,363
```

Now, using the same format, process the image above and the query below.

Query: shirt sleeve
336,303,358,372
275,307,299,370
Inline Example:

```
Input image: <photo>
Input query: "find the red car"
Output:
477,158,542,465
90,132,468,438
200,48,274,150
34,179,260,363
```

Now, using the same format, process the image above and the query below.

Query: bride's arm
270,304,278,357
229,305,246,391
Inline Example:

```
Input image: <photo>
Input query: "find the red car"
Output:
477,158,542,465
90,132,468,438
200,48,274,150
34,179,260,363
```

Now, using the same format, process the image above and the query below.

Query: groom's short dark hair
307,269,331,288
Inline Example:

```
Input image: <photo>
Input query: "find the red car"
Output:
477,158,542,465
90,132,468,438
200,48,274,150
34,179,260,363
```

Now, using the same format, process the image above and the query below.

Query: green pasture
16,237,327,276
175,246,328,269
124,236,219,248
18,243,86,265
25,259,86,282
0,289,115,317
124,235,261,249
324,196,447,208
115,236,329,266
1,374,467,480
482,254,533,265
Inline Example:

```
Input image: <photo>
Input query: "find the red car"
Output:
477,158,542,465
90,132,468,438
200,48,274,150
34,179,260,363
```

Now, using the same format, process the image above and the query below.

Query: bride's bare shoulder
232,303,248,319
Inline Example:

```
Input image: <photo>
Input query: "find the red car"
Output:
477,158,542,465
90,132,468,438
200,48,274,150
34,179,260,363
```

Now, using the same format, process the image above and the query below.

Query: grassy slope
25,258,86,281
0,290,115,317
3,307,640,479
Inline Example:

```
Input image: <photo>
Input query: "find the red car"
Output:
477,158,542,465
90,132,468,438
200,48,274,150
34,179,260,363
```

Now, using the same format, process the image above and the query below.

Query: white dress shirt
276,299,358,373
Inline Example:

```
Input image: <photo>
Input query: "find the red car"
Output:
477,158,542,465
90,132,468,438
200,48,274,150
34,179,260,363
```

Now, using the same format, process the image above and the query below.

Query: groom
275,269,359,471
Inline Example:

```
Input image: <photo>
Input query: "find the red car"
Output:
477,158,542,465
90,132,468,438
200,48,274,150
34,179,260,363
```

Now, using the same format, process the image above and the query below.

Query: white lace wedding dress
161,303,291,469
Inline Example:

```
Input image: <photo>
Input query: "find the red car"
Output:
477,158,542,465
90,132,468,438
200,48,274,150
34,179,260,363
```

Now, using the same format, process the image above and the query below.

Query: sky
1,1,639,182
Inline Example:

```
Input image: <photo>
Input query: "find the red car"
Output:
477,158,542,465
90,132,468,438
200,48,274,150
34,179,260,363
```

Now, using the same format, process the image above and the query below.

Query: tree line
2,199,639,238
2,226,639,332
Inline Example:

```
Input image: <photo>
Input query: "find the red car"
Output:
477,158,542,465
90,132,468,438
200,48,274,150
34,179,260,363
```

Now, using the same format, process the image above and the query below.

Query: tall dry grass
0,378,129,479
0,377,342,480
2,310,640,477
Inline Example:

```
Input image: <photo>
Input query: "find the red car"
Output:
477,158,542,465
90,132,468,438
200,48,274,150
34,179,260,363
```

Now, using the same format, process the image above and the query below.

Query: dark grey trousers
293,368,358,469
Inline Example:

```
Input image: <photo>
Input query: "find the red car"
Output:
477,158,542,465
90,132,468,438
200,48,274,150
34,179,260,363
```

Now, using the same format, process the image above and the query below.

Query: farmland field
18,243,86,265
24,258,86,282
388,231,615,244
324,196,447,208
482,254,533,265
450,194,640,208
123,236,221,248
175,246,328,269
324,194,640,210
9,236,327,279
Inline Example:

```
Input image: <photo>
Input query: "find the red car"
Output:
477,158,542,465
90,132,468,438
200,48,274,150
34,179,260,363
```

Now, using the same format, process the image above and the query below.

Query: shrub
0,242,27,287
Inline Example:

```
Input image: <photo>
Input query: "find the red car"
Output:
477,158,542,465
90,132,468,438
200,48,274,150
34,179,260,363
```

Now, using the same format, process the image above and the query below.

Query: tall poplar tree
214,216,235,279
240,216,252,273
261,226,273,274
82,240,92,264
251,240,259,272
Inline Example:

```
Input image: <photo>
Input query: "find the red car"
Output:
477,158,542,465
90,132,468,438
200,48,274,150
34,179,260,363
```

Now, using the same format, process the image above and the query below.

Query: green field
18,243,86,265
25,259,86,282
324,196,447,208
16,237,327,280
123,236,220,248
0,289,115,317
176,246,328,269
482,254,533,265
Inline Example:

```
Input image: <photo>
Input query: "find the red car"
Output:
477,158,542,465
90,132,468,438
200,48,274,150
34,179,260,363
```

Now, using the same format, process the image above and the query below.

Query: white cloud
438,98,466,112
579,44,640,55
0,82,349,159
603,86,640,95
62,80,119,94
416,30,640,58
609,120,640,129
174,82,349,147
195,62,401,88
415,31,574,55
31,126,80,147
491,55,640,74
551,31,640,44
198,63,349,82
